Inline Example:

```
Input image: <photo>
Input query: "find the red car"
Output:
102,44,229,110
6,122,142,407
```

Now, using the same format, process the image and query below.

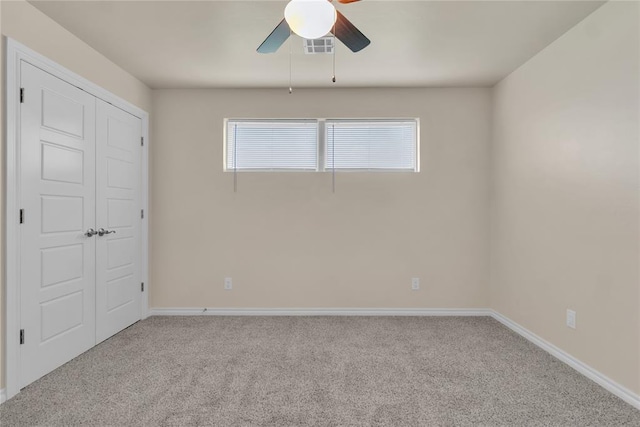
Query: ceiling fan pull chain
289,29,293,94
332,24,337,83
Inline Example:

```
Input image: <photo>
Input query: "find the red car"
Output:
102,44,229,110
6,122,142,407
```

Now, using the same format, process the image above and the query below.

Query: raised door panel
41,143,84,184
40,244,84,288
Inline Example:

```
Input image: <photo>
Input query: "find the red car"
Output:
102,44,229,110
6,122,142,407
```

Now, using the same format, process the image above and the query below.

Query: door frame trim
4,38,150,401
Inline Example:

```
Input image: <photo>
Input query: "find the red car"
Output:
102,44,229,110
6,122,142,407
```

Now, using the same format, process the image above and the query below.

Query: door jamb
4,38,150,401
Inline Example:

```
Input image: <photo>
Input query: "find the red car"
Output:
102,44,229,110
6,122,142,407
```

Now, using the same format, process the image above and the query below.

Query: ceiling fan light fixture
284,0,337,40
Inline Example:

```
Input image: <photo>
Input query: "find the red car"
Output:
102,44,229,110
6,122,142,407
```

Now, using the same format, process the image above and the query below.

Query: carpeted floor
1,316,639,426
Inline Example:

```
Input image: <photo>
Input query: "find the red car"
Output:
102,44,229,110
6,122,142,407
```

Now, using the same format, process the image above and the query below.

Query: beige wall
491,1,640,393
151,88,491,309
0,0,152,390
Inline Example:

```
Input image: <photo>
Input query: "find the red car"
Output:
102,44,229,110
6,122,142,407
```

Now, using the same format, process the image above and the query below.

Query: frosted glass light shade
284,0,337,40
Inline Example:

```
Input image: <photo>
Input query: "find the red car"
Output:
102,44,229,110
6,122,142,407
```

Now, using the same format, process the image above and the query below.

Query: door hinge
141,137,144,147
19,209,24,224
20,88,24,103
141,282,145,292
20,329,25,345
141,209,144,219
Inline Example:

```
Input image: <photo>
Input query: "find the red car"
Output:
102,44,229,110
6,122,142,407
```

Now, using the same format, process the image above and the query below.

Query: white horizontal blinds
226,120,318,170
325,120,418,170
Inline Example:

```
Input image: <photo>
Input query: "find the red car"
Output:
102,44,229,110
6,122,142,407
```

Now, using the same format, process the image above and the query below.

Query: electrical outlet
566,309,576,329
224,277,233,290
411,278,420,291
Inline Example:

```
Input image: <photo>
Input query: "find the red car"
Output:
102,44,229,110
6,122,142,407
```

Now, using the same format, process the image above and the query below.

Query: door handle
85,228,98,237
97,228,116,237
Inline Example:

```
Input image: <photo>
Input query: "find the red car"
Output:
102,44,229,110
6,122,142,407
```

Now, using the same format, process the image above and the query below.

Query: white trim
491,310,640,410
140,116,150,320
5,36,21,402
4,38,150,401
149,308,492,317
0,388,6,404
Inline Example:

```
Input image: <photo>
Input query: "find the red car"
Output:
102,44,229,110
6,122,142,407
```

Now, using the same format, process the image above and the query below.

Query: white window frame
322,118,420,172
223,119,320,172
224,118,420,173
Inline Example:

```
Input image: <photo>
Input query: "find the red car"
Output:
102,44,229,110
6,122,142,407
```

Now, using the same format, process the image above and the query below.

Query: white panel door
95,99,142,343
19,61,97,387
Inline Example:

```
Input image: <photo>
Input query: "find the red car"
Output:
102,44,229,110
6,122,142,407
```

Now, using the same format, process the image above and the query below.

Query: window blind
226,120,318,171
325,120,418,171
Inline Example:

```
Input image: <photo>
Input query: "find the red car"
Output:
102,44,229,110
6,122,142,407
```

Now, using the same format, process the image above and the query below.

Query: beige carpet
1,316,639,426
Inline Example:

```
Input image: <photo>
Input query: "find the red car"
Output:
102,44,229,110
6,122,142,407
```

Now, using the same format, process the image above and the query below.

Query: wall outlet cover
412,278,420,291
224,277,233,290
566,309,576,329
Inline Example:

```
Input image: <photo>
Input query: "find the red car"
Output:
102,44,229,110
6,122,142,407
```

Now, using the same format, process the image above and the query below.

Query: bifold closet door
95,99,143,343
19,61,97,387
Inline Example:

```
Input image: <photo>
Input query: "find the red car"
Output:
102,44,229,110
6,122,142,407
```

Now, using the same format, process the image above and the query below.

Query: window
225,120,318,171
325,120,418,171
224,118,419,172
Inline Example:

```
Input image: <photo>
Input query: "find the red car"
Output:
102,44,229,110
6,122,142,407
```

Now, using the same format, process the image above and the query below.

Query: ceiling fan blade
331,11,370,53
336,0,362,3
257,19,291,54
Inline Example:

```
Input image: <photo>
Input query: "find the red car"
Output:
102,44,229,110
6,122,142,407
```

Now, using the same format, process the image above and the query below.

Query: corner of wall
488,1,640,393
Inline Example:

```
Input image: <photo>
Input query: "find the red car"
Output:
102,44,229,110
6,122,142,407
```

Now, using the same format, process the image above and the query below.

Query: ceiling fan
257,0,371,54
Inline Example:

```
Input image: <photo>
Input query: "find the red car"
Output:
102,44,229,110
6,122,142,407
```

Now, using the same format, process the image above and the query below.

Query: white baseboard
0,388,6,404
149,307,492,317
491,310,640,410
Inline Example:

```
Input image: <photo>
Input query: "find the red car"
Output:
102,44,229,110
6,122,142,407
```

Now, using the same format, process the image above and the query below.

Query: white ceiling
29,0,605,89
